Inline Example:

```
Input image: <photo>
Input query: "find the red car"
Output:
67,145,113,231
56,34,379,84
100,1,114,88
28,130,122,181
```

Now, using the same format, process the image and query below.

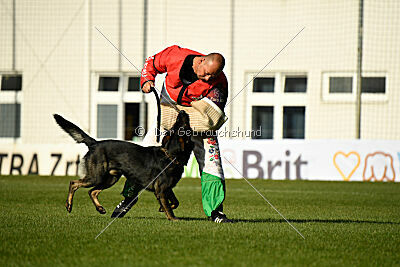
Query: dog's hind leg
66,178,92,213
88,186,106,214
87,173,121,214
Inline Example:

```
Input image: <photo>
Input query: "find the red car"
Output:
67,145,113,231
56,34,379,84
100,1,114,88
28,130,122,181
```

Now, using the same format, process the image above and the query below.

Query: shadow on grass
122,216,208,222
232,218,400,225
116,216,400,225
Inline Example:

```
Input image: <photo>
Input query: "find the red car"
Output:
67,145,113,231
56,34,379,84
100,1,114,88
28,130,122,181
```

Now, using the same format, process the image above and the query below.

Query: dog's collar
161,147,181,165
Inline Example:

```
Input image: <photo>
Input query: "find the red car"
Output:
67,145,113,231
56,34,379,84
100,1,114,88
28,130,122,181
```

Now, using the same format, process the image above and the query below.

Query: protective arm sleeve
161,98,228,132
189,98,228,131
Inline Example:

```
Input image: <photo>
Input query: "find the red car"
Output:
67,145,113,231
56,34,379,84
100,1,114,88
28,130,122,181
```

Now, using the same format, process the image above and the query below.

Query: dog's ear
161,135,171,148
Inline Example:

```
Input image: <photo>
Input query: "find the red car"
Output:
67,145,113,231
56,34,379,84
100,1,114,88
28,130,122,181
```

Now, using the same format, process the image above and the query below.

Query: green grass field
0,175,399,266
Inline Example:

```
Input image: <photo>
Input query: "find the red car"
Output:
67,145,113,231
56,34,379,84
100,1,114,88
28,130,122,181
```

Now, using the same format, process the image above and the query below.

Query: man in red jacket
112,45,232,223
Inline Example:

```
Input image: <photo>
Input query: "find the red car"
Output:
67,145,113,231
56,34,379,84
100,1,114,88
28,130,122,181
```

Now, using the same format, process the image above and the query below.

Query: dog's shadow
124,216,208,222
124,216,400,225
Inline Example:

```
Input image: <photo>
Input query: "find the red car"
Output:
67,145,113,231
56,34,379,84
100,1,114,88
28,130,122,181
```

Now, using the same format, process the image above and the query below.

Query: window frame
91,72,149,140
322,71,388,103
361,76,386,94
1,74,23,91
0,72,23,142
127,76,141,92
282,106,306,139
251,106,274,139
97,75,120,92
96,104,118,139
283,74,308,93
252,76,275,93
245,71,308,139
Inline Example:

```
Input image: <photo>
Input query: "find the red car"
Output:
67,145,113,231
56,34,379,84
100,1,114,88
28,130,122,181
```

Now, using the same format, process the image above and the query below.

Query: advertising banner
1,140,399,182
185,140,400,182
0,144,87,176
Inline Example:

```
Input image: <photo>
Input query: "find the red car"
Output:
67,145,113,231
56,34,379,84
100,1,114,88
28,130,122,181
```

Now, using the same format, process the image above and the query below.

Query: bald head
205,53,225,74
194,52,225,82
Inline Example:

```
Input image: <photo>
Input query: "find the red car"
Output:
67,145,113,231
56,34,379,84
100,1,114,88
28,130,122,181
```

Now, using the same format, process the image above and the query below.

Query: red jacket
141,45,228,107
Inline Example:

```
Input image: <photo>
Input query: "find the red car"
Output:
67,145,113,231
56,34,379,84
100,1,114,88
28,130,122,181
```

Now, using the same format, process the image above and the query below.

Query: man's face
196,58,220,82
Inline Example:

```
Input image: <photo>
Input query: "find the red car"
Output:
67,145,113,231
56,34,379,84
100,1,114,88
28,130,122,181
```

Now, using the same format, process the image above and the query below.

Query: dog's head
162,111,194,163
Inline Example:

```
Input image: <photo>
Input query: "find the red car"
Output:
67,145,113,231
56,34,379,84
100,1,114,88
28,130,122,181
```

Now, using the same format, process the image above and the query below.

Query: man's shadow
121,216,399,225
176,217,400,225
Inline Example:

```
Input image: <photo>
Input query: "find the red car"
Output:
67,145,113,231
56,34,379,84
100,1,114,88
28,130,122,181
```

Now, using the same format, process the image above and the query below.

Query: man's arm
140,45,177,92
204,85,228,111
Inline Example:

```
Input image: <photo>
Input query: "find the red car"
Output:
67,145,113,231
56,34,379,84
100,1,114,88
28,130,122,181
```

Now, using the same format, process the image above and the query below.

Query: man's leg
111,120,162,218
193,135,232,223
111,181,141,218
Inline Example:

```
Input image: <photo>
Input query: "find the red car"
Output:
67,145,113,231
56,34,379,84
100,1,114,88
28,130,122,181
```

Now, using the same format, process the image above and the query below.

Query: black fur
54,111,194,220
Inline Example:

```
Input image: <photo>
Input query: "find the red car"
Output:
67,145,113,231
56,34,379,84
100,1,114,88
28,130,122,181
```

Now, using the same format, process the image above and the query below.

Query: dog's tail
53,114,97,147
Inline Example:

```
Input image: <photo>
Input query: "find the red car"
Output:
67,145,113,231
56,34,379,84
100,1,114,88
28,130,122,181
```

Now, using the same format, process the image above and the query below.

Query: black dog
53,111,194,220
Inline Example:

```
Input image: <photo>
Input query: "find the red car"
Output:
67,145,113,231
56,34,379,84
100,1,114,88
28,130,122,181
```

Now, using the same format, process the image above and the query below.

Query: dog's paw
159,203,179,212
168,217,180,221
96,206,106,214
66,201,72,213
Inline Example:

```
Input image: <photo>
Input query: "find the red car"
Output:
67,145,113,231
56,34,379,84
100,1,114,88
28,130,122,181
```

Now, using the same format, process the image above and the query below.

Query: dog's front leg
154,181,178,221
158,192,178,221
158,188,179,212
166,188,179,209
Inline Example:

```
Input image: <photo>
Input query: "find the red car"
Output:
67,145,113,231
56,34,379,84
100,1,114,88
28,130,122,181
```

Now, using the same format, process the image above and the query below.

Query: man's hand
142,81,155,93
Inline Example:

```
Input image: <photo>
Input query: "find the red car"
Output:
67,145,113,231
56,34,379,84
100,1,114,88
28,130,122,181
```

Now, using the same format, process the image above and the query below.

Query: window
329,77,353,93
253,77,274,92
283,107,305,139
125,103,147,140
252,106,273,139
0,74,22,139
362,77,385,93
328,76,386,94
98,76,119,91
1,75,22,91
128,77,141,92
284,76,307,93
97,104,118,138
0,104,21,137
323,72,388,102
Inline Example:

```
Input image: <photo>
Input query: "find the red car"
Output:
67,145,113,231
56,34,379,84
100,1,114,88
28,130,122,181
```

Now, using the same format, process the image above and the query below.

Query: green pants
122,171,225,217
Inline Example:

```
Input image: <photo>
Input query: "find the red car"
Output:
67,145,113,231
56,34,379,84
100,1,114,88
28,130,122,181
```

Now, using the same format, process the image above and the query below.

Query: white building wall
0,0,399,146
0,0,13,69
234,0,359,139
360,0,400,139
12,0,88,144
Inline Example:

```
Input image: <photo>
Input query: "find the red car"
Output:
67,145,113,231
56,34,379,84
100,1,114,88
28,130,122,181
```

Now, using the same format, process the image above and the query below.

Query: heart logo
333,151,361,181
